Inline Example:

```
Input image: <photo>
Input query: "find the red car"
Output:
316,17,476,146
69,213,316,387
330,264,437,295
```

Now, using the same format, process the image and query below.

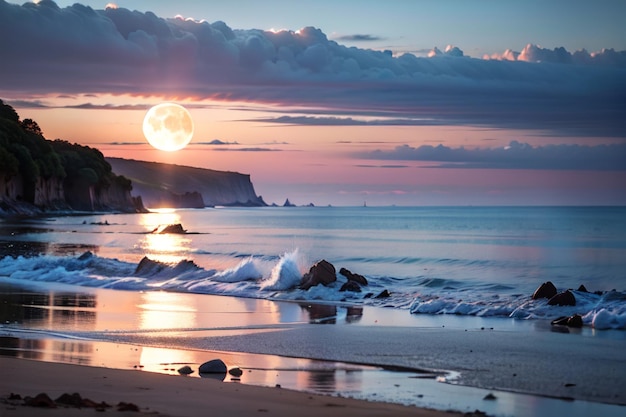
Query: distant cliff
106,157,266,208
0,99,144,217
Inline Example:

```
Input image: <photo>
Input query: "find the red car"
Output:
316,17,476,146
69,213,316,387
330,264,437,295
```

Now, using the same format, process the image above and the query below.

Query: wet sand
1,280,625,417
0,357,461,417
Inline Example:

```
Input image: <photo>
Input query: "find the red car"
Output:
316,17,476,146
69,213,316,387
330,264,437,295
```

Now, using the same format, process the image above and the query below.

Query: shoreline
1,280,625,416
1,357,459,417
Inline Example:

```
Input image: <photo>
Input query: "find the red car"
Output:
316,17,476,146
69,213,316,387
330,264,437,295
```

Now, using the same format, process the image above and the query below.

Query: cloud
335,34,383,42
361,141,626,171
0,1,624,137
485,44,626,67
251,115,441,126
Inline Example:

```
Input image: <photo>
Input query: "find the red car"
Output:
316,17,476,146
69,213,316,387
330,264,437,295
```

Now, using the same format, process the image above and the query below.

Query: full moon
142,103,194,151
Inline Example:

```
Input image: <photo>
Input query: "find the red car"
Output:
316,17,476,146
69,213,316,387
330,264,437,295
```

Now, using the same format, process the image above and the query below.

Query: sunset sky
1,0,625,206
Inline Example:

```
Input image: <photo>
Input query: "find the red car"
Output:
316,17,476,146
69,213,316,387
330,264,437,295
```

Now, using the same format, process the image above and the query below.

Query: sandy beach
1,280,625,417
0,357,464,417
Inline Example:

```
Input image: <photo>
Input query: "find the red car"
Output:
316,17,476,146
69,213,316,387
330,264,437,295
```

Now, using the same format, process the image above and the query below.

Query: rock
483,392,497,400
78,251,93,261
548,290,576,306
134,256,166,276
577,284,588,293
153,223,186,234
551,315,582,327
339,267,368,286
199,359,227,374
177,365,194,375
339,281,362,292
374,289,391,299
55,393,83,407
24,393,56,408
300,259,336,290
532,281,558,300
117,402,140,412
229,367,243,377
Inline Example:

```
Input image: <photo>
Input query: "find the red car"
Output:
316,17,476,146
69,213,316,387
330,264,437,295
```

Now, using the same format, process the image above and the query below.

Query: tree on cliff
0,99,135,212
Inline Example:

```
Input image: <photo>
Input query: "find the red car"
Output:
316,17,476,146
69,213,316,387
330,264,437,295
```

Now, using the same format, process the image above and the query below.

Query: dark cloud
251,115,441,126
361,141,626,171
0,1,625,137
335,34,383,42
213,147,280,152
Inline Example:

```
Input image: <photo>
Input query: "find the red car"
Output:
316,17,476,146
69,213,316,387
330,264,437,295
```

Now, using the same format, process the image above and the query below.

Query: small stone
229,367,243,377
199,359,227,374
177,365,194,375
483,392,497,401
24,393,56,408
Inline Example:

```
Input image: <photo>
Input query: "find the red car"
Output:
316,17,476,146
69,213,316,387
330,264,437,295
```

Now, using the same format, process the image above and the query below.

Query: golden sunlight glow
142,103,194,152
105,3,118,9
138,211,190,263
138,292,197,330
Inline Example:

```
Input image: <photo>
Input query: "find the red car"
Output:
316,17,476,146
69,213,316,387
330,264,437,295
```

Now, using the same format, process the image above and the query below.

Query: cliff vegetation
0,99,143,216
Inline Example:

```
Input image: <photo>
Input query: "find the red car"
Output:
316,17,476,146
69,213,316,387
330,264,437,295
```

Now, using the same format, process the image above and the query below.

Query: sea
1,205,625,329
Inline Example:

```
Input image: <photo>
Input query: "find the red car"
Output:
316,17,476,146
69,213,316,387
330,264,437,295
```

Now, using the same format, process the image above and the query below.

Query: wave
1,251,625,329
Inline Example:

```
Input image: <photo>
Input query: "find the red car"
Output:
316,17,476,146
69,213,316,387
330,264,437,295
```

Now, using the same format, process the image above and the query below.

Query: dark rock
548,290,576,306
153,223,186,234
551,316,569,326
24,393,56,408
567,314,583,328
374,289,391,299
134,256,166,276
339,267,368,286
55,393,83,407
339,281,362,292
177,365,194,375
577,284,588,293
117,402,140,412
78,251,93,261
483,392,497,400
283,198,296,207
532,281,558,300
229,367,243,377
199,359,227,374
300,259,336,290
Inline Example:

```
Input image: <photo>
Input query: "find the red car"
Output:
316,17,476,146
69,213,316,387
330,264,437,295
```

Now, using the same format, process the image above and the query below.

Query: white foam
261,249,303,291
212,257,263,283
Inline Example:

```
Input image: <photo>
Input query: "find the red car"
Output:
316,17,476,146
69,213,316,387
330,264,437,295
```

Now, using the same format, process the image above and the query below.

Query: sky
1,0,625,206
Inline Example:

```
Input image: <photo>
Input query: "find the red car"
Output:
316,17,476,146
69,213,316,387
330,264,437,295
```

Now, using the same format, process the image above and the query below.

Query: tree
20,118,43,136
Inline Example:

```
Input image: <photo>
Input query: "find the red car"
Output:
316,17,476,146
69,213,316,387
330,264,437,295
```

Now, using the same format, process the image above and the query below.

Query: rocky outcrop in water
300,259,336,290
106,157,266,208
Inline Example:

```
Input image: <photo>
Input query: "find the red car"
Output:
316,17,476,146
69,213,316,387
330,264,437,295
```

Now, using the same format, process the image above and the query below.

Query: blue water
1,206,625,328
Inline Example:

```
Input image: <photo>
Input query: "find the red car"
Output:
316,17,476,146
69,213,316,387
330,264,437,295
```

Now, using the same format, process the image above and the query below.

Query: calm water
1,206,625,327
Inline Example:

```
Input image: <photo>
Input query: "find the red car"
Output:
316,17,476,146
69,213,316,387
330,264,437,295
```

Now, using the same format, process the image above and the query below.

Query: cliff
0,99,144,217
106,158,266,208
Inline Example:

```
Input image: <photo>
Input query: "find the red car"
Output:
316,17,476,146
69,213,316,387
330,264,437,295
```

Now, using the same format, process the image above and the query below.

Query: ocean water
1,206,625,329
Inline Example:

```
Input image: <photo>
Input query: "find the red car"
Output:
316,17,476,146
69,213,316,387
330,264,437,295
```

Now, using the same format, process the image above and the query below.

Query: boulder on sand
199,359,227,374
300,260,336,290
532,281,558,300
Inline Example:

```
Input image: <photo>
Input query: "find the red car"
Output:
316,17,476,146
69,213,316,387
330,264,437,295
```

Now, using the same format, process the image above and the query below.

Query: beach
1,281,625,417
1,357,462,417
1,207,625,416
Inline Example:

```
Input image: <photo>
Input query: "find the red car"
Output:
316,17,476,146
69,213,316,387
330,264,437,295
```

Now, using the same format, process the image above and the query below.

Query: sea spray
261,249,303,291
211,257,263,283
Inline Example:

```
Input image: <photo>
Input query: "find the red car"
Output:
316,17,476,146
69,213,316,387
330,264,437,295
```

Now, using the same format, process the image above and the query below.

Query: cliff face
106,158,266,208
0,173,143,215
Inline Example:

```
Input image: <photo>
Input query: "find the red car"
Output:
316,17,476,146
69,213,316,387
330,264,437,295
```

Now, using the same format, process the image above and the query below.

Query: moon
143,103,194,152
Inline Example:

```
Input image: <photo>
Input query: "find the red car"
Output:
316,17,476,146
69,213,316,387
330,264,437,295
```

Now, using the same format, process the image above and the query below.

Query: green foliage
0,99,132,207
